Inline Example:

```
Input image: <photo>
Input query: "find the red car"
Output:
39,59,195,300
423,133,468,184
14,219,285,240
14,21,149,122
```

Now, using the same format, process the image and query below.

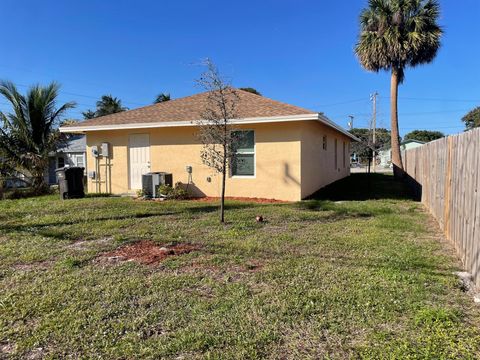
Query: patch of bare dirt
176,260,264,283
67,237,113,251
26,347,45,360
96,241,201,265
13,260,52,272
0,342,16,356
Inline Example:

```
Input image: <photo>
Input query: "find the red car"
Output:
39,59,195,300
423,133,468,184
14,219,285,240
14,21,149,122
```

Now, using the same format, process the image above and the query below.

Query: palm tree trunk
390,67,404,177
31,158,49,194
31,173,48,194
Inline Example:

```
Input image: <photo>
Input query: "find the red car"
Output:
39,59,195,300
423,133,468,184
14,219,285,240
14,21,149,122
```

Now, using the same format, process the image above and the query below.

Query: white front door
129,134,150,189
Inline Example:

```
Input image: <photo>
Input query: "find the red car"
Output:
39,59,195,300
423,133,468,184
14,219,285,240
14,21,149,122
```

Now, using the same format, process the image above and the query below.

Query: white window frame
74,154,85,168
230,129,256,178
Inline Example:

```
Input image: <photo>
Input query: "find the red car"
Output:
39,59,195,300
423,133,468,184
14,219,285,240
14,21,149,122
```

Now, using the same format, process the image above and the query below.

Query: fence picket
404,128,480,285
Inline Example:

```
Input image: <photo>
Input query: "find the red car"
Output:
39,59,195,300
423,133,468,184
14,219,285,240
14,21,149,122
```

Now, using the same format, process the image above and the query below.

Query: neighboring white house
47,135,86,184
378,139,425,168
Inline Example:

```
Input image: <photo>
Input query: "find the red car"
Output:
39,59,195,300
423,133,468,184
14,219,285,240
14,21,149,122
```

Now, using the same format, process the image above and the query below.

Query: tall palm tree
82,95,128,119
0,81,76,192
355,0,442,176
154,93,171,103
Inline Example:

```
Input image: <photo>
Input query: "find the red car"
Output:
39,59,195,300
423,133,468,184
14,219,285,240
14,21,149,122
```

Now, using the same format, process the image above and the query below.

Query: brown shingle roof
65,89,315,127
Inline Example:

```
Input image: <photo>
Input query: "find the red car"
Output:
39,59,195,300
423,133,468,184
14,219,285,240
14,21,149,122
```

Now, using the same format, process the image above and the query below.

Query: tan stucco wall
85,122,303,201
300,121,351,199
84,120,352,201
86,130,130,194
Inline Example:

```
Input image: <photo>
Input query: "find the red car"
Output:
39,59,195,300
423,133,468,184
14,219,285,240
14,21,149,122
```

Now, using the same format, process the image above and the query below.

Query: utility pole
370,92,378,173
348,115,354,130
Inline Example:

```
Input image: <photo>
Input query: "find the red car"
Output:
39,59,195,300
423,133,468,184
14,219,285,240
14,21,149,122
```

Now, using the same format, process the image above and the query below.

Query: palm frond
355,0,442,79
0,81,76,192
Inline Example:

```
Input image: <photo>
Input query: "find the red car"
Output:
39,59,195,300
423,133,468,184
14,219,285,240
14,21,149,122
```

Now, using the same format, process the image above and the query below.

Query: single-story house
47,135,86,184
378,139,425,168
60,89,358,201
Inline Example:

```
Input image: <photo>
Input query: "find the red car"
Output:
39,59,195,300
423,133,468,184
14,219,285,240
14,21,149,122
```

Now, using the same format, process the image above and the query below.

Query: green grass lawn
1,174,479,359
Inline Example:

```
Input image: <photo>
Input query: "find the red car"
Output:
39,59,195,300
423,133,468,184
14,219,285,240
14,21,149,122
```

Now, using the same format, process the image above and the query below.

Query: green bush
159,182,190,200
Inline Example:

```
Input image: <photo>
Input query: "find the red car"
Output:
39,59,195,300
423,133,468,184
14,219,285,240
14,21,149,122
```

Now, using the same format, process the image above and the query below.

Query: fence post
444,136,453,236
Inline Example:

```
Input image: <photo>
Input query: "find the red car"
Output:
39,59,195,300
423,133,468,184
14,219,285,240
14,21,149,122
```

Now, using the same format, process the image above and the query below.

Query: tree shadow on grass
0,212,179,233
0,203,252,234
185,202,251,214
293,200,394,222
308,173,417,201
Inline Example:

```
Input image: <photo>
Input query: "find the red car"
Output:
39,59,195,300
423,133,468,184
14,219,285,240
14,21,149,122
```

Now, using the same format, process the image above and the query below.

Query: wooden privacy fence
403,128,480,287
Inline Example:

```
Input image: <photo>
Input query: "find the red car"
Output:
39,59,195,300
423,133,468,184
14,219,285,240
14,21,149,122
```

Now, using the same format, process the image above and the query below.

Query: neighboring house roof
379,139,426,151
401,139,425,145
55,135,86,154
60,89,358,141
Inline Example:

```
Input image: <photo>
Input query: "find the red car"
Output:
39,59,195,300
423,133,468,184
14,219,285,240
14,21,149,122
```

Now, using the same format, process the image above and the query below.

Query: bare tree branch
193,59,243,223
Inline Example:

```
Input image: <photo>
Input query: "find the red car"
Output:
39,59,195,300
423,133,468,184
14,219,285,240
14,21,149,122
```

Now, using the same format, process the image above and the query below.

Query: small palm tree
82,109,96,119
355,0,442,175
83,95,128,119
0,81,75,193
154,93,171,103
239,87,262,96
95,95,128,116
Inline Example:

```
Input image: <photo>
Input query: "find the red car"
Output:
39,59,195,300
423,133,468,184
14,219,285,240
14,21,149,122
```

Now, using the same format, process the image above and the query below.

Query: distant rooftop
57,135,86,153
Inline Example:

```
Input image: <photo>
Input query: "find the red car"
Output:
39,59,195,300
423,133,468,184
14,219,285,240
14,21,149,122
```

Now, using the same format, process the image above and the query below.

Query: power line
11,82,148,107
396,96,480,103
1,61,478,110
317,98,368,107
317,96,480,109
329,108,470,119
398,125,465,130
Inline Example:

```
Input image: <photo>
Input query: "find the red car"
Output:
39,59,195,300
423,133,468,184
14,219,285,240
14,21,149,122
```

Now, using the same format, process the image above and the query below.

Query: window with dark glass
231,130,255,176
334,138,338,169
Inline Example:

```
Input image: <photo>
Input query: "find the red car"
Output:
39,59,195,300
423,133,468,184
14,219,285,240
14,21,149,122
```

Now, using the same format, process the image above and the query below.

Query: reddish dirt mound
99,241,200,265
192,196,288,204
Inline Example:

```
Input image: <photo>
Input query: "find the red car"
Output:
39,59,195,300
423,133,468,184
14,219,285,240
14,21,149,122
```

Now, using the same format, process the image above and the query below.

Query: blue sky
0,0,479,136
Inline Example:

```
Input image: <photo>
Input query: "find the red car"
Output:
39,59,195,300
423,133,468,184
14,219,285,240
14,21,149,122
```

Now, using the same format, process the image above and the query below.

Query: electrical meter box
91,146,99,158
101,143,110,158
186,165,192,174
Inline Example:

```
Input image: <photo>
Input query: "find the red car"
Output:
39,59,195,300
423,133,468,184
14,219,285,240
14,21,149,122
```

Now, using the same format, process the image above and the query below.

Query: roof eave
317,114,360,141
59,114,318,133
60,113,359,141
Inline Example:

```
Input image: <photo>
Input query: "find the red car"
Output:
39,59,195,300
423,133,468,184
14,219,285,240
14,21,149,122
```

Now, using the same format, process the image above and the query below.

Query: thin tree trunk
31,159,49,194
220,145,226,223
32,172,48,194
0,176,4,200
390,67,404,177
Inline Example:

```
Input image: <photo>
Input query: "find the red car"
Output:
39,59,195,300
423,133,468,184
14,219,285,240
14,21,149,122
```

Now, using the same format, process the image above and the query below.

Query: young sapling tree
195,59,242,223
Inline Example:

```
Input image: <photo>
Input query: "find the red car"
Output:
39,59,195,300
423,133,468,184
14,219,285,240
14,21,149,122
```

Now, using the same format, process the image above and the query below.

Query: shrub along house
60,89,357,201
